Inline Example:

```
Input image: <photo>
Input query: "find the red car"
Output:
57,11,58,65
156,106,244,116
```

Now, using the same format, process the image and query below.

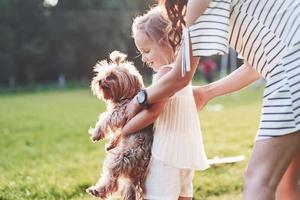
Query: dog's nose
99,80,102,86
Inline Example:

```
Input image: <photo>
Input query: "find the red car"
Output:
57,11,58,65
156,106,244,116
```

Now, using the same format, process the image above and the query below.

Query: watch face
137,90,146,104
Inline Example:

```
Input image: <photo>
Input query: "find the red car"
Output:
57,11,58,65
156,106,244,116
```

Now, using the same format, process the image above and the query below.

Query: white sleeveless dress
151,74,210,170
187,0,300,140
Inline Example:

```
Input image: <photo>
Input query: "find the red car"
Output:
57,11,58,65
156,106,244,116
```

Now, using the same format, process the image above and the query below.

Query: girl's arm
122,67,172,136
126,0,211,117
145,0,212,104
193,63,261,110
121,101,165,136
106,99,166,151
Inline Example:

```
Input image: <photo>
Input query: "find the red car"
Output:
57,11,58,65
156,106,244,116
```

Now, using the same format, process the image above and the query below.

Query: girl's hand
125,97,143,121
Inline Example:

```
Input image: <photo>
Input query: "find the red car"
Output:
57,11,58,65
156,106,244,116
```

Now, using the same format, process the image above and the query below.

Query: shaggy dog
86,51,153,200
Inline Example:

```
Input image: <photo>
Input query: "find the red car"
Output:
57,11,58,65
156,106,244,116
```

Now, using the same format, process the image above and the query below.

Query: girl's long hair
159,0,188,51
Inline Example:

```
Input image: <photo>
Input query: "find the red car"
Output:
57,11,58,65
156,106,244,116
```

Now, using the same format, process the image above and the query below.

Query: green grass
0,86,264,200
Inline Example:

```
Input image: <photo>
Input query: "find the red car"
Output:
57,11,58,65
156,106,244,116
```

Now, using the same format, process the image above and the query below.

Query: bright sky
43,0,59,7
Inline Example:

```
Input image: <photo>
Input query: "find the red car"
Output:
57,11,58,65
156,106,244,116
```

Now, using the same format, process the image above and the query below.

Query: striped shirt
188,0,300,140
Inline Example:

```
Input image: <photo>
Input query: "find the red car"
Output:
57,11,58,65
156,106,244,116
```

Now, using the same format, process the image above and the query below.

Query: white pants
144,157,194,200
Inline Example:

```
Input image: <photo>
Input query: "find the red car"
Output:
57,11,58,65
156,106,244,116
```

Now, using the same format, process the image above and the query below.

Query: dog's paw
86,186,106,199
105,142,116,152
91,132,104,142
105,135,122,151
88,127,105,142
88,127,94,135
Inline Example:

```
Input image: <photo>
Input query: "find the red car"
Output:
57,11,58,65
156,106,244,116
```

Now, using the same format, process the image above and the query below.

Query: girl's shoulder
155,64,173,80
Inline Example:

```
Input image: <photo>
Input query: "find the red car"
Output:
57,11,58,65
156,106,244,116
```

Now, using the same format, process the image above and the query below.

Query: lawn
0,85,263,200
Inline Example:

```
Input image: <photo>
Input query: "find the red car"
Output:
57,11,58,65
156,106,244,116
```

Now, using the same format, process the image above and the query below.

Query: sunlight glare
43,0,59,7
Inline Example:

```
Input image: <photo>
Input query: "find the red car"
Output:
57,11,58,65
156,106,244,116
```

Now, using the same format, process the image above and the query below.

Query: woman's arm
193,63,261,110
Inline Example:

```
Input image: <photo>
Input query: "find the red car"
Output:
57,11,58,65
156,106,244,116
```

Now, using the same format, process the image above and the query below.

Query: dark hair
159,0,188,51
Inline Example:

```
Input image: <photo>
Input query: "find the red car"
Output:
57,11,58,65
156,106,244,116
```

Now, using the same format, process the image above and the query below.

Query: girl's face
134,31,173,72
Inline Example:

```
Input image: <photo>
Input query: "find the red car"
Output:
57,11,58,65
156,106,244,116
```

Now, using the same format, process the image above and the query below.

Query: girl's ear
158,37,168,46
158,37,173,52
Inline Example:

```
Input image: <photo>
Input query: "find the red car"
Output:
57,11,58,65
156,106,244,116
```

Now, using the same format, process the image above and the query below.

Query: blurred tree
0,0,154,87
5,0,49,84
0,0,16,86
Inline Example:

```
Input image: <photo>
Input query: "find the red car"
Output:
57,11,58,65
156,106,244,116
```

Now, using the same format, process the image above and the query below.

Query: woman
127,0,300,199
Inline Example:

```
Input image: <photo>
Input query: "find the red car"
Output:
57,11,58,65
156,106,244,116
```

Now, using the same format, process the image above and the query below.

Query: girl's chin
153,64,170,71
151,66,160,72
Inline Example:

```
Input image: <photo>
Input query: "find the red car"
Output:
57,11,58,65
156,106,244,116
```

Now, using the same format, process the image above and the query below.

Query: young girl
116,6,210,200
126,0,300,199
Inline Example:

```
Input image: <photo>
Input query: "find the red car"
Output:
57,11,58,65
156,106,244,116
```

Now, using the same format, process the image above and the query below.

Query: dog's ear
90,75,101,99
93,60,109,74
90,60,109,99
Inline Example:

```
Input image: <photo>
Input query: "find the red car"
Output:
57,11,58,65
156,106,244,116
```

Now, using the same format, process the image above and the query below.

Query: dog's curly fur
86,51,153,200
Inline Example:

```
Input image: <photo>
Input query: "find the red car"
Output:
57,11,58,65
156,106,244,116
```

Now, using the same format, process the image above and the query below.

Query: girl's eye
143,50,150,54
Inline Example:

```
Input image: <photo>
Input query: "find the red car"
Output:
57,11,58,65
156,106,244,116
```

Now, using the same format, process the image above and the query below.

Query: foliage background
0,0,154,87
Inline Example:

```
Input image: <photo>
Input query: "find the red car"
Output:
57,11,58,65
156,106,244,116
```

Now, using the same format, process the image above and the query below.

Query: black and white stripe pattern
189,0,300,140
190,0,231,56
258,43,300,139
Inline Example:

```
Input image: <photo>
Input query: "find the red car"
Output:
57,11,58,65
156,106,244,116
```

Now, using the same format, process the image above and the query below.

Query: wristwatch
136,89,148,107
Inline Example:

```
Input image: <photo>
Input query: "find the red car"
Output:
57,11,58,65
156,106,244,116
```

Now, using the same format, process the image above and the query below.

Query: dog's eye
106,74,117,81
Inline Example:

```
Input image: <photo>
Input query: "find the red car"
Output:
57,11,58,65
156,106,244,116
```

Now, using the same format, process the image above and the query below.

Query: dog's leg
86,174,119,199
86,152,124,199
89,113,110,142
88,125,105,142
120,180,136,200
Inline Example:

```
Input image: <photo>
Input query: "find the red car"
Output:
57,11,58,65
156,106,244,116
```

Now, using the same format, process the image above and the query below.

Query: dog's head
91,51,144,103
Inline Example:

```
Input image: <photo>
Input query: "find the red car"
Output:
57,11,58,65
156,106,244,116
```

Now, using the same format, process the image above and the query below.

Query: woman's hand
193,85,211,110
125,97,143,121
